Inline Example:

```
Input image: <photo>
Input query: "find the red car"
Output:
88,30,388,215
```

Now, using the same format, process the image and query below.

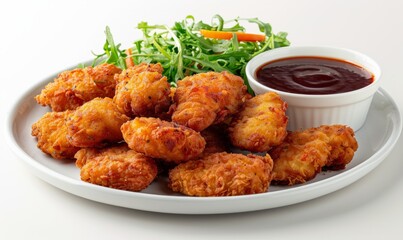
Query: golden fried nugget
31,110,79,160
287,125,358,170
168,152,273,196
35,63,121,111
171,71,250,132
114,70,171,117
269,139,330,185
229,92,288,152
121,117,206,164
66,97,130,148
75,144,158,191
269,125,358,185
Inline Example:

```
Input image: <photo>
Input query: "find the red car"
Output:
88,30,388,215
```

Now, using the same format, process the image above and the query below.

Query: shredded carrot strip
125,48,134,68
200,29,266,42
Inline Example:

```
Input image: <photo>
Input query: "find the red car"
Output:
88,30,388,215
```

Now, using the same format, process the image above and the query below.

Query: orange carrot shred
200,29,266,42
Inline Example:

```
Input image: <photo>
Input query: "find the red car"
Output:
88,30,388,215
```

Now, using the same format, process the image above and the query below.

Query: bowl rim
246,45,382,99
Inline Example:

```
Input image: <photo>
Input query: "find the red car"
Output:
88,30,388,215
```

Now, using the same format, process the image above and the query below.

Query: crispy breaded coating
168,152,274,196
75,144,158,191
114,63,163,83
229,92,288,152
171,71,250,132
31,110,79,160
114,69,171,117
269,125,358,185
270,139,330,185
121,117,206,164
66,97,130,148
35,63,121,111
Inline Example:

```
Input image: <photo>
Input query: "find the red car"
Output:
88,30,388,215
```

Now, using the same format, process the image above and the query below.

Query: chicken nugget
66,97,130,147
114,69,171,117
287,125,358,170
31,110,79,160
171,71,250,132
229,91,288,152
35,63,121,111
269,124,358,185
121,117,206,164
75,143,157,191
168,152,273,196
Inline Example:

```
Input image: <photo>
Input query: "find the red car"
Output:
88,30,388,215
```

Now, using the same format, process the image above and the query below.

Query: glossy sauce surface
256,56,374,94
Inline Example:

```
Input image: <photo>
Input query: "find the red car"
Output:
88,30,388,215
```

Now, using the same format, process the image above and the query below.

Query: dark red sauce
255,56,374,94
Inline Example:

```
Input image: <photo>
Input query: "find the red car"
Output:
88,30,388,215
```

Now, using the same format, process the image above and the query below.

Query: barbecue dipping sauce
255,56,374,94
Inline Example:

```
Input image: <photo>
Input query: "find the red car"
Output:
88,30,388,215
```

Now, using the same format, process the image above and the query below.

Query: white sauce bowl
246,46,381,131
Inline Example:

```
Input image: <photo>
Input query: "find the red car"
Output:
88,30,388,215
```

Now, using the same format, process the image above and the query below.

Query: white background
1,0,403,239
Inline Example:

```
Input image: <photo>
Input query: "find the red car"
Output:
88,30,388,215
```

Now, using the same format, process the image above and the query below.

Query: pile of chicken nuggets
32,62,358,197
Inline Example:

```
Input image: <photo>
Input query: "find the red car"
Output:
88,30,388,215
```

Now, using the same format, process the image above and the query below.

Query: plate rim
4,73,402,214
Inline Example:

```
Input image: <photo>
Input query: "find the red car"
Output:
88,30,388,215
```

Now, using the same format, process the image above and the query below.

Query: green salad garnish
92,14,290,91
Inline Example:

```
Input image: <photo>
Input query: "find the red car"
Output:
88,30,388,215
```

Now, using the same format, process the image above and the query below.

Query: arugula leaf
92,26,127,69
93,15,290,92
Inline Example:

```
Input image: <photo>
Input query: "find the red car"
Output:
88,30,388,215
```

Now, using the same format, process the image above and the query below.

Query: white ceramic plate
5,72,402,214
